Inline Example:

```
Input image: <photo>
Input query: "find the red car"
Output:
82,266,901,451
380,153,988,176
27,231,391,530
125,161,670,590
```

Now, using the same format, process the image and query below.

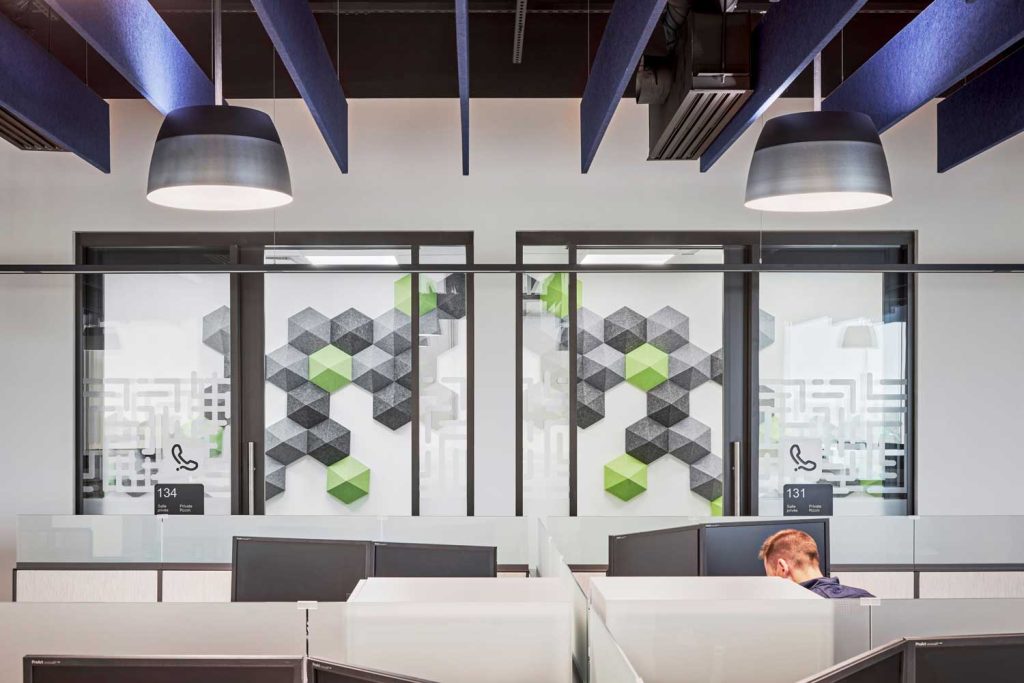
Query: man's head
759,529,824,583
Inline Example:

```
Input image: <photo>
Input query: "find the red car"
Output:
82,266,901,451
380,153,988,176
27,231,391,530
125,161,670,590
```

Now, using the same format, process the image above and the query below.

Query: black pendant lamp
147,0,291,211
745,55,892,213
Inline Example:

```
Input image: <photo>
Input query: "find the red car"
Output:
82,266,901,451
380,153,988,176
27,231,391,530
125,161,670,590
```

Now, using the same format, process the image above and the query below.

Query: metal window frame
74,230,475,517
514,229,915,517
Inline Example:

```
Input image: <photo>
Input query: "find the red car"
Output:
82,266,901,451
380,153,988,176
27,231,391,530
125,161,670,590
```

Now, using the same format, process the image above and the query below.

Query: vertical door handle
247,441,256,515
730,441,742,516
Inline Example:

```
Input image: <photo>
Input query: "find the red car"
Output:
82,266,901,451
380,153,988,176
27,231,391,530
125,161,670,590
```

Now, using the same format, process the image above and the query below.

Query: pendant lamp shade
745,111,892,213
147,105,292,211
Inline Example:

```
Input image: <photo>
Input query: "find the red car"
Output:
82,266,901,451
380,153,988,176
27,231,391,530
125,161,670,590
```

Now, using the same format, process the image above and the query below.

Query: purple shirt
800,576,875,599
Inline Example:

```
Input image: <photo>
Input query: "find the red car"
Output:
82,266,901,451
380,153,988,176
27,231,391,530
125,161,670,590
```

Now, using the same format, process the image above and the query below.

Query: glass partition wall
516,232,914,517
77,233,473,516
73,230,912,518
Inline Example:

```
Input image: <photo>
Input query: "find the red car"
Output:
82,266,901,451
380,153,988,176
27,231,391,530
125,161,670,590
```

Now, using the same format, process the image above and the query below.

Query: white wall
2,95,1024,598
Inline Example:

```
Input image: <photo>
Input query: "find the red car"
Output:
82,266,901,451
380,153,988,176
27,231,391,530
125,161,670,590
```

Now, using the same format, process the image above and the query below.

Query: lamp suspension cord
813,52,822,112
213,0,223,105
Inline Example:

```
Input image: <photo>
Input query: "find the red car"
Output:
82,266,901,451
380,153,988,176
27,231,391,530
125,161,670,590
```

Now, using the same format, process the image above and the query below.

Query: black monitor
700,518,830,577
910,633,1024,683
232,536,374,602
372,542,497,578
798,641,906,683
307,658,438,683
606,525,700,577
24,656,303,683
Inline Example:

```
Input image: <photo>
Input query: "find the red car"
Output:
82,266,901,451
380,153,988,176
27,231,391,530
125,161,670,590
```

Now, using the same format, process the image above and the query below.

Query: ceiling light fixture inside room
146,0,291,211
745,54,892,213
306,254,401,266
580,253,675,265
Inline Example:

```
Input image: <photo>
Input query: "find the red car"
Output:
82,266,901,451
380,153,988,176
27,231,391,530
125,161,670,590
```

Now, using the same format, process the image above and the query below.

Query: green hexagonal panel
604,454,648,501
395,274,438,316
710,496,723,517
309,344,352,393
540,273,583,318
625,343,669,391
327,457,370,504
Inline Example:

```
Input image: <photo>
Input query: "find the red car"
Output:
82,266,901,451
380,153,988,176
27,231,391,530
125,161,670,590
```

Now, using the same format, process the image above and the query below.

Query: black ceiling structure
0,0,939,100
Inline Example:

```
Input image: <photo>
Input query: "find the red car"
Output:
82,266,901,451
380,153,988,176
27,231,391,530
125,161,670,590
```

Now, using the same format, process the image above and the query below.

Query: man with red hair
759,528,874,599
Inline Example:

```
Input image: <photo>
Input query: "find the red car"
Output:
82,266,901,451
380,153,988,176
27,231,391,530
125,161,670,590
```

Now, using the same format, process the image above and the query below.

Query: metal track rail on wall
2,263,1024,274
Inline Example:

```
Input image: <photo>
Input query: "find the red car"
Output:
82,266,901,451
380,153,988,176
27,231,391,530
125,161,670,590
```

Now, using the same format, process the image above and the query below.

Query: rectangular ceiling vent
639,11,752,161
0,105,63,152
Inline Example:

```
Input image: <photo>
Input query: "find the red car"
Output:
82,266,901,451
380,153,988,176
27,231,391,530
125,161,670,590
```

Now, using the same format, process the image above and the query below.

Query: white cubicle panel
591,576,821,604
0,602,308,682
545,517,702,566
869,598,1024,646
161,570,233,602
349,577,570,603
831,571,915,600
917,571,1024,599
160,515,383,563
309,599,573,683
15,570,158,602
17,515,163,564
588,608,643,683
914,517,1024,566
591,578,842,683
378,517,530,567
828,516,915,566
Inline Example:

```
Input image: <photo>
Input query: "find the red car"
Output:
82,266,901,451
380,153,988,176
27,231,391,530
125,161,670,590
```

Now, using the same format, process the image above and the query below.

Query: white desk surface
591,576,823,605
349,577,571,603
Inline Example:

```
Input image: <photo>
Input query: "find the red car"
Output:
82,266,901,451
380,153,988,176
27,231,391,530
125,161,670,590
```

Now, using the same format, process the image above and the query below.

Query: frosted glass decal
758,273,909,516
81,274,232,514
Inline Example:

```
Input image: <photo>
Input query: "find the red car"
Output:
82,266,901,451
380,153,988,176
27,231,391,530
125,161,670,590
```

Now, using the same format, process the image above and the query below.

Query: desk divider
538,519,591,681
588,606,643,683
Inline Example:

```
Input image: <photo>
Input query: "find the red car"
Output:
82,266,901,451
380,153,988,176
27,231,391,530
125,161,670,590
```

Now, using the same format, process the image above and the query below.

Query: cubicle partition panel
308,596,573,683
0,602,308,682
587,606,643,683
869,598,1024,648
538,520,591,681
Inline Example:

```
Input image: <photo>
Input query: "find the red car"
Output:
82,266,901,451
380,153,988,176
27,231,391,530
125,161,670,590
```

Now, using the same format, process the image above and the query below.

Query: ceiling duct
638,7,752,161
0,105,63,152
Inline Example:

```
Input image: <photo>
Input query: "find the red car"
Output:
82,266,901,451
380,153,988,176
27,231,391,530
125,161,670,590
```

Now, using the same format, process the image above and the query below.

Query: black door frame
514,230,916,517
76,231,475,517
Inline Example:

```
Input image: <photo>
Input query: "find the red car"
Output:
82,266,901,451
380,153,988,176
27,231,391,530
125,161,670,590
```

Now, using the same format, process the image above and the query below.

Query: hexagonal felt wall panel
604,454,647,501
308,344,352,393
625,343,669,392
327,457,371,504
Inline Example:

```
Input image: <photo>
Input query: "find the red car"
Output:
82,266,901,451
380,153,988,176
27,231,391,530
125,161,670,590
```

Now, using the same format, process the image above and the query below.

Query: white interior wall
1,95,1024,598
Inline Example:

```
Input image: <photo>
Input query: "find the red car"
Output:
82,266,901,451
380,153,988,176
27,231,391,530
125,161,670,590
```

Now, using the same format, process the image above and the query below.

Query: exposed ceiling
0,0,932,100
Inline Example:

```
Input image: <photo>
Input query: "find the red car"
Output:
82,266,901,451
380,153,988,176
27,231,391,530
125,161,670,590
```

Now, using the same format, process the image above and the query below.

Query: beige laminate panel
918,571,1024,599
15,570,158,602
0,602,308,682
161,570,232,602
831,572,915,600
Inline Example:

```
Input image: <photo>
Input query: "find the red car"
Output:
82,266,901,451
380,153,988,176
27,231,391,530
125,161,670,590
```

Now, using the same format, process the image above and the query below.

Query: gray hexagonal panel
668,344,712,390
265,418,307,466
373,309,413,356
759,309,776,351
577,307,604,355
202,305,231,355
331,308,374,356
307,419,351,466
578,344,625,391
711,347,724,385
266,344,307,392
353,345,396,392
373,382,413,430
437,273,467,320
603,306,646,354
666,416,712,465
646,381,689,427
577,381,605,429
288,307,331,355
690,453,723,501
286,382,330,429
646,306,689,353
624,416,669,464
265,456,286,500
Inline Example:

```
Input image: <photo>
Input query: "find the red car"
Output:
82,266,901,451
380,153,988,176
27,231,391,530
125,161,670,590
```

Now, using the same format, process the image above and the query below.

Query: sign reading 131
783,483,833,517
